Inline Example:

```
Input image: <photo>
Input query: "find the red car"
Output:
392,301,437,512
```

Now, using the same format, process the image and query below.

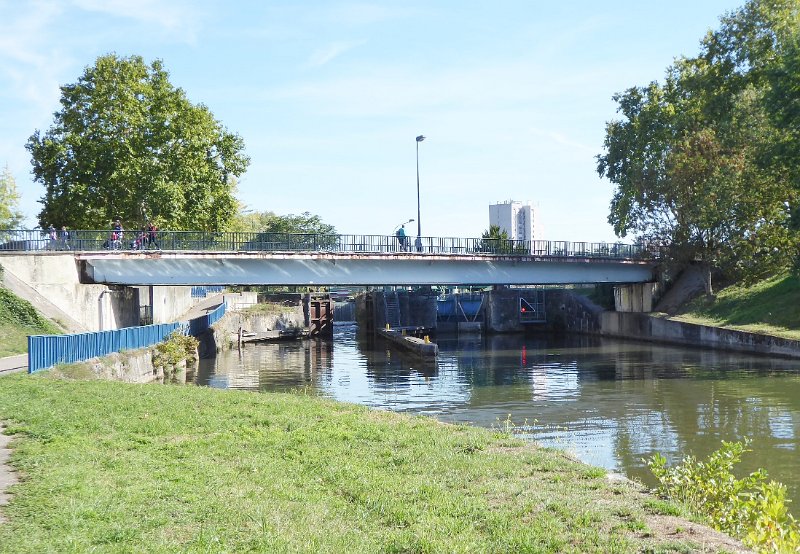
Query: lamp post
393,218,414,252
393,218,415,233
415,135,425,246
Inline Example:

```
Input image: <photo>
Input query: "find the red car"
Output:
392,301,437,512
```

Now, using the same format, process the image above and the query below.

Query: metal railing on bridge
0,229,663,260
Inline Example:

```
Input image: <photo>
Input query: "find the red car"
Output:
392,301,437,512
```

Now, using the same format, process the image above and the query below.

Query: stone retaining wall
599,312,800,359
197,304,306,358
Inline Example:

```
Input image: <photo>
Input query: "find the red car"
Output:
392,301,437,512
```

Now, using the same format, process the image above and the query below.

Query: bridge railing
0,229,664,260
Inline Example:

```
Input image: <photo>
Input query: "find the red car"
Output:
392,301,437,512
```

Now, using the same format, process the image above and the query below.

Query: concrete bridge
78,250,657,287
0,233,661,333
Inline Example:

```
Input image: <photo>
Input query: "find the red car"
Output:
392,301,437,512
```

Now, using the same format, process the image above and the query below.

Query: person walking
59,226,70,250
396,224,407,252
146,221,160,250
110,219,124,250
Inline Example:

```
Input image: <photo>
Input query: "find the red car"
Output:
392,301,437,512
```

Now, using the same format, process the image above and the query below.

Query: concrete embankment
43,347,193,384
547,290,800,359
195,294,306,358
600,311,800,359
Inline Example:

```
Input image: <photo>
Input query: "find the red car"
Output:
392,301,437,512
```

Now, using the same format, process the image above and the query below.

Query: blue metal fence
191,285,225,298
189,302,227,335
27,301,228,373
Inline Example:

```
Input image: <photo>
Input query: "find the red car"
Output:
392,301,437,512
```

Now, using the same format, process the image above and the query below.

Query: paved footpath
0,355,27,375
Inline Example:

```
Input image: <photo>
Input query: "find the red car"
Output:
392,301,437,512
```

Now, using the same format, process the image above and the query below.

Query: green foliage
597,0,800,292
227,209,336,235
0,287,60,331
0,164,24,230
152,331,198,373
479,224,528,254
648,439,800,552
228,209,338,250
672,272,800,340
0,286,62,356
27,54,250,231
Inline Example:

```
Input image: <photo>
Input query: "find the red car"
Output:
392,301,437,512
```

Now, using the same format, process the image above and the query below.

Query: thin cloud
70,0,203,42
307,40,366,68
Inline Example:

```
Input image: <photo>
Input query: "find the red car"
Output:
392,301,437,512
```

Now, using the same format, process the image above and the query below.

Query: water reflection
195,326,800,502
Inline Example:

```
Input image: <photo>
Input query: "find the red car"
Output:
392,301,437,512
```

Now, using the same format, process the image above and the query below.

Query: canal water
194,326,800,502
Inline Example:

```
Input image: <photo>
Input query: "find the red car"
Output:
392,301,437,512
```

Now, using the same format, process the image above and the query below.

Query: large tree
0,165,24,231
227,209,337,235
27,54,250,231
597,0,800,293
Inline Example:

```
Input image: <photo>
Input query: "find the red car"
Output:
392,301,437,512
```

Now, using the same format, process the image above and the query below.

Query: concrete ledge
600,312,800,359
378,329,438,357
458,322,482,334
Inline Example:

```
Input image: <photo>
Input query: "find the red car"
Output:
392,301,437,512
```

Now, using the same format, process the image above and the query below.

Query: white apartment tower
488,200,542,242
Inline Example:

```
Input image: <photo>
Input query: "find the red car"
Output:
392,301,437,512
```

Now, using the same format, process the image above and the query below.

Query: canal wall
544,290,604,334
355,291,437,331
0,253,209,331
48,347,194,384
197,294,306,358
599,311,800,359
0,253,138,331
547,290,800,359
485,288,524,333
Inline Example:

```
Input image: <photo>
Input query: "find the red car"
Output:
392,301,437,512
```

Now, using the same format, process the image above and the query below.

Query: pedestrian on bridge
396,225,407,252
146,221,160,250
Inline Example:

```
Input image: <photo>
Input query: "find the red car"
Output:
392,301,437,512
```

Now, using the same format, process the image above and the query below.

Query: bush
648,439,800,552
152,331,198,375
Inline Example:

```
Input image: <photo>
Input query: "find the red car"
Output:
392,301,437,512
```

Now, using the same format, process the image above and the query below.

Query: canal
195,326,800,502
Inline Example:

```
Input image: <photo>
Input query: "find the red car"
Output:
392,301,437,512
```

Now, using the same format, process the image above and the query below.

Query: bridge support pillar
614,283,657,313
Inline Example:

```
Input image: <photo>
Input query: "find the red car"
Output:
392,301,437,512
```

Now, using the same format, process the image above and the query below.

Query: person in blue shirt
396,224,407,251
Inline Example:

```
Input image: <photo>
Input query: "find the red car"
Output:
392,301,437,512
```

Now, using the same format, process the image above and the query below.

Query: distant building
488,200,542,242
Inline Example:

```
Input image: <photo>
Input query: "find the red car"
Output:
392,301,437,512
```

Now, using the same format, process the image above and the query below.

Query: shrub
648,439,800,552
153,331,198,374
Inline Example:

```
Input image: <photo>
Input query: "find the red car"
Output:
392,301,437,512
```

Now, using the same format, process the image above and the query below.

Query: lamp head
416,135,425,142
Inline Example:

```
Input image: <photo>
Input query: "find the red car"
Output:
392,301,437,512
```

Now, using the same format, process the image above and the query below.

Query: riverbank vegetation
649,440,800,552
0,286,61,357
671,272,800,340
0,373,744,553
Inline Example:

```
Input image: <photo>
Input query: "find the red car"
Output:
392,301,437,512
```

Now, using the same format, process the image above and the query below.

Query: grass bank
0,287,62,357
0,374,730,553
670,272,800,341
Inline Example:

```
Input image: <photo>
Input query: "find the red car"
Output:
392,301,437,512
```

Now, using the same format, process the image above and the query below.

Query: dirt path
0,425,18,524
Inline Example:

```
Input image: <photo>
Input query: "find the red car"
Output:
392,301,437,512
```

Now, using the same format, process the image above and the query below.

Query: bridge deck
75,250,656,286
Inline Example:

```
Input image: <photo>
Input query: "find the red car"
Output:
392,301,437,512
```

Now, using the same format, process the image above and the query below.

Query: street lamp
393,218,414,252
393,218,415,233
415,135,425,248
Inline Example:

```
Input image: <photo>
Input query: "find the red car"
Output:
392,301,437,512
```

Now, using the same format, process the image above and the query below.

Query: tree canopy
227,209,337,235
597,0,800,292
27,54,250,231
0,165,24,231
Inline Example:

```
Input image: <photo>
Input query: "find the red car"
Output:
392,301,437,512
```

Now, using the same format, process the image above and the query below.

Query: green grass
0,287,62,356
0,375,706,553
670,273,800,341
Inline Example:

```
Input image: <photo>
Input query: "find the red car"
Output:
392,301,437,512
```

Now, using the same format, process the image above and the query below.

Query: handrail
0,229,664,260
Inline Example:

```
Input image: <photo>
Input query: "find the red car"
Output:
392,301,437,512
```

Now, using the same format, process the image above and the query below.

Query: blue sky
1,0,744,241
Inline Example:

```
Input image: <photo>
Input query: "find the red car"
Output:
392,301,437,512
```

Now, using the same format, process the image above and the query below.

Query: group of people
46,225,70,250
104,220,160,250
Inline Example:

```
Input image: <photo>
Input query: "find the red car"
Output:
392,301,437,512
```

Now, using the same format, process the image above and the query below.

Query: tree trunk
702,263,713,296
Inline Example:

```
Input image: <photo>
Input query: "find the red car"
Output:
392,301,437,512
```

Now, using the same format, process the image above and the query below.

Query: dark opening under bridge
0,230,661,286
